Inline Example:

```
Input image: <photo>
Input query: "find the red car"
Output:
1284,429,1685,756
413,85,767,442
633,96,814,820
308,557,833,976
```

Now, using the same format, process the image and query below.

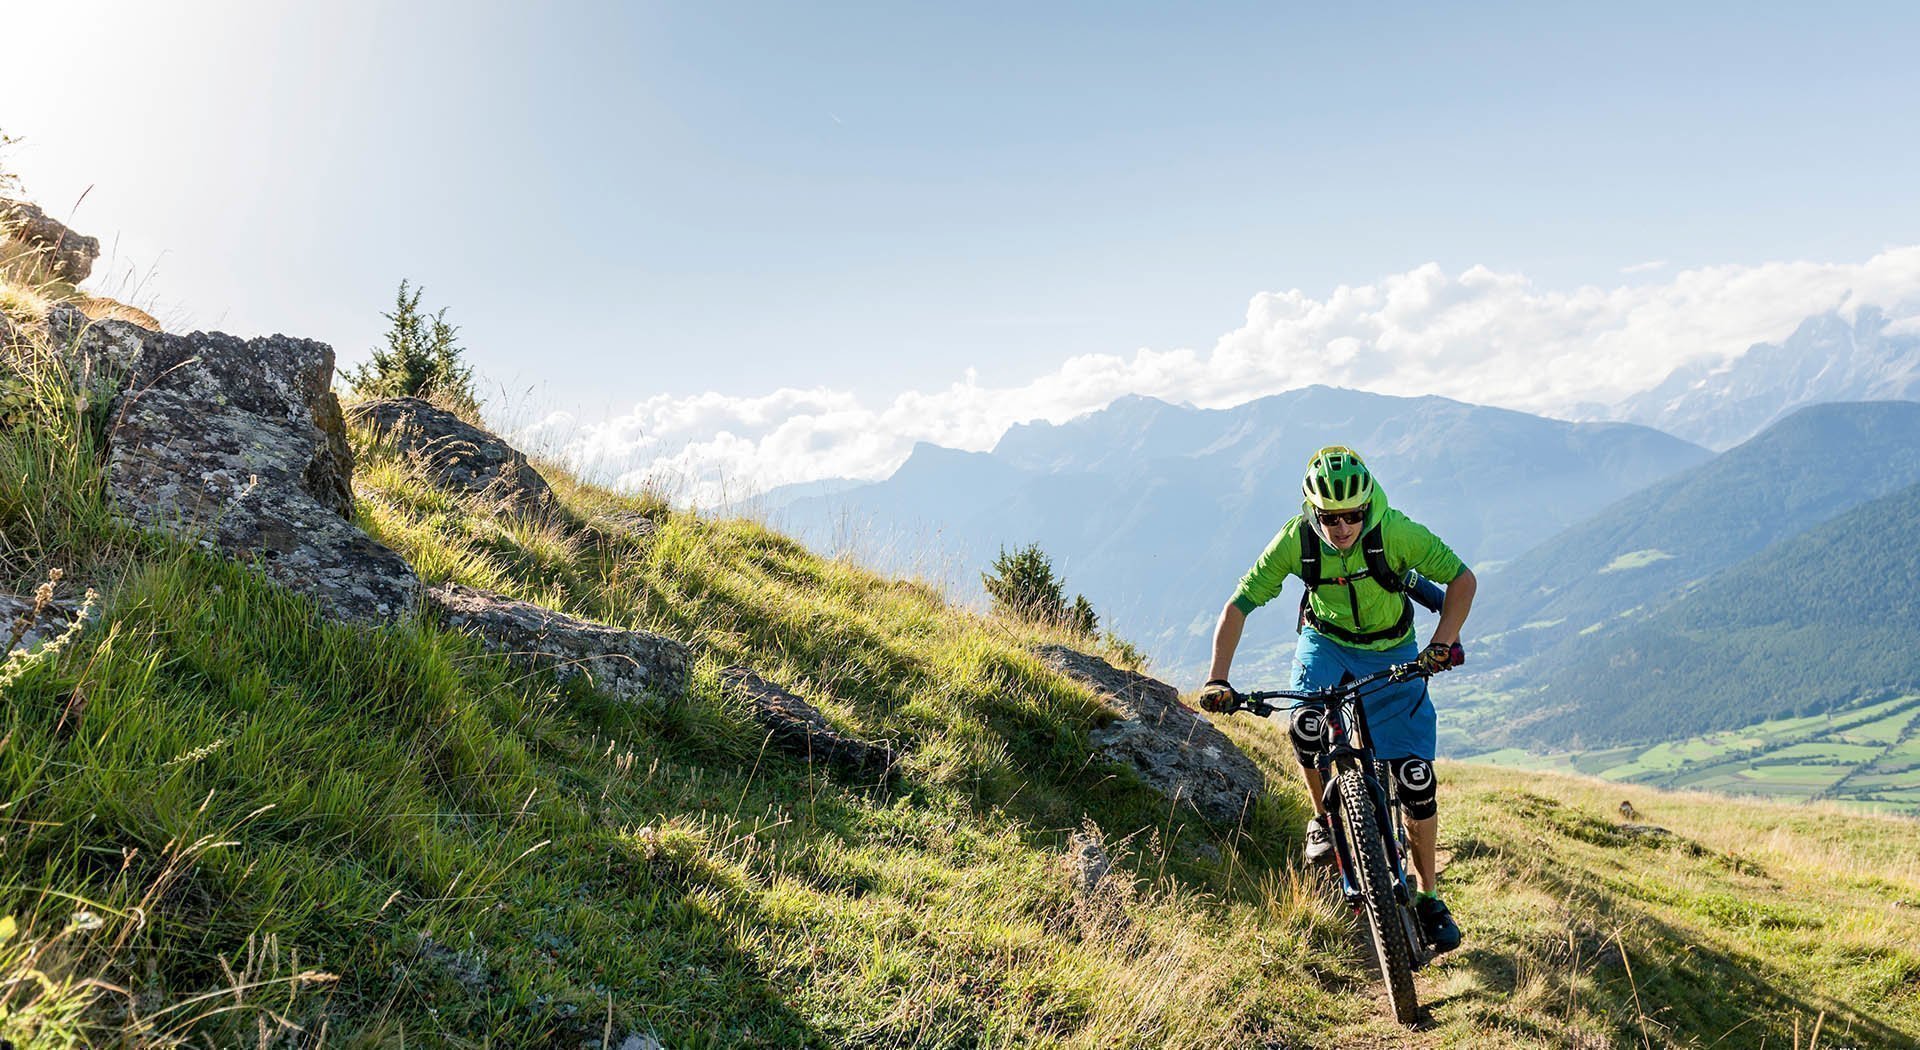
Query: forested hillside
1474,400,1920,667
1498,480,1920,747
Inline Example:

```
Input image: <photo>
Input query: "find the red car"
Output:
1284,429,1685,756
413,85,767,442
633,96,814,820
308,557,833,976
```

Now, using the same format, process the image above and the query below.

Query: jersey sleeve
1230,520,1304,614
1385,511,1467,584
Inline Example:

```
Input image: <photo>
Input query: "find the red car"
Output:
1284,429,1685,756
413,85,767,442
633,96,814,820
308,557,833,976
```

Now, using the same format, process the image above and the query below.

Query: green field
1598,548,1675,573
1462,693,1920,814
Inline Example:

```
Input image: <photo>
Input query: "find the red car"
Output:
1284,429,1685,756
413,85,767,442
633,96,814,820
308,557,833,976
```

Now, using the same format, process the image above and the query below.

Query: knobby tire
1336,769,1419,1025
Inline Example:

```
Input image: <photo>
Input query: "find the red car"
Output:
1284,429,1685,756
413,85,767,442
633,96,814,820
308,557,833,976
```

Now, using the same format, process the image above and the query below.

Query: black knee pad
1289,706,1328,767
1388,758,1437,819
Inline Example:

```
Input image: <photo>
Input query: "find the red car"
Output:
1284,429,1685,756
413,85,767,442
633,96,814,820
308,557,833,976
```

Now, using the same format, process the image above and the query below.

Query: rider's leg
1301,762,1328,818
1407,814,1437,894
1385,756,1439,892
1290,706,1332,819
1288,631,1346,828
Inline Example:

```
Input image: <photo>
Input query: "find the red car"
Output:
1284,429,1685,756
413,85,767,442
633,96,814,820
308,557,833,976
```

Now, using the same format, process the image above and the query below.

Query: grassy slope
1,300,1917,1047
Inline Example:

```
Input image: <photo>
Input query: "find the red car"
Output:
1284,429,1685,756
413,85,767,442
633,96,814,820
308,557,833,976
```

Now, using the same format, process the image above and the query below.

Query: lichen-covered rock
719,667,899,778
1036,644,1265,826
1,198,100,285
427,582,689,700
48,306,418,623
347,397,558,516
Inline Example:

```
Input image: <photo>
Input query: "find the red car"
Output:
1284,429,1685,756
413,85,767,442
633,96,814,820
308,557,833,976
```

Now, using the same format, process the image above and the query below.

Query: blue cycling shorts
1291,628,1435,761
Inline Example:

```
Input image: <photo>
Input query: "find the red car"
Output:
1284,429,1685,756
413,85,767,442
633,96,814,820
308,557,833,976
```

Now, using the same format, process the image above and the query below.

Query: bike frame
1241,664,1432,966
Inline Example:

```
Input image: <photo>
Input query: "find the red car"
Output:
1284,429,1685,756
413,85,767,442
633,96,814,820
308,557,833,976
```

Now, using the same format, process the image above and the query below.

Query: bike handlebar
1233,661,1430,717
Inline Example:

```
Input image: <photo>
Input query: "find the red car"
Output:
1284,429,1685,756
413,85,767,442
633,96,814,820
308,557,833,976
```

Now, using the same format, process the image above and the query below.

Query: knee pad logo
1396,760,1433,792
1291,708,1325,742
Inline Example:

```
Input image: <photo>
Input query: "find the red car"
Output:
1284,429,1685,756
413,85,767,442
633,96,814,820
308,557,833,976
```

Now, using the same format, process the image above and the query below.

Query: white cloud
1620,259,1669,274
529,247,1920,506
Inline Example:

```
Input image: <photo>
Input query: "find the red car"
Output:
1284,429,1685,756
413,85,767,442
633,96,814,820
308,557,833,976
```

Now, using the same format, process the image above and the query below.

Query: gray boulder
428,582,689,700
1,198,100,285
1036,645,1265,826
346,397,558,516
51,307,419,623
719,667,899,778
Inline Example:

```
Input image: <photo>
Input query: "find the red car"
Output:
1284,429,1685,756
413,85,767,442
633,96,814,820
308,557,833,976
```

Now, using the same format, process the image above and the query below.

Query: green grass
5,302,1920,1046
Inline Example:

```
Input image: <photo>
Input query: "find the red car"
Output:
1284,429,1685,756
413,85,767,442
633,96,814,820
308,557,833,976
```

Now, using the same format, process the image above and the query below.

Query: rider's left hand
1198,679,1238,713
1418,641,1464,674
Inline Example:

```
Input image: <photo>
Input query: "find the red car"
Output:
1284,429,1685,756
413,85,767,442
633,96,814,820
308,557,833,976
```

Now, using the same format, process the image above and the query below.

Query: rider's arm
1209,521,1302,685
1207,602,1247,681
1429,566,1476,647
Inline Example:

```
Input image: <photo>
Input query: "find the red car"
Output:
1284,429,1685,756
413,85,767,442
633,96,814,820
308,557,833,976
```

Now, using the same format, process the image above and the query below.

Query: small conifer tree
345,280,480,416
983,543,1066,624
984,543,1104,636
1064,594,1098,637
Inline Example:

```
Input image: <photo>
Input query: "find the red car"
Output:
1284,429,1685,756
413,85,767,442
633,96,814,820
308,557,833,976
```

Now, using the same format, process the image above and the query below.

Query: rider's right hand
1198,679,1238,713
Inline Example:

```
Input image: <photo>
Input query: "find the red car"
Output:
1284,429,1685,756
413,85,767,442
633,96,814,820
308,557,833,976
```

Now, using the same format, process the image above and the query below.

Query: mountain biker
1198,446,1476,953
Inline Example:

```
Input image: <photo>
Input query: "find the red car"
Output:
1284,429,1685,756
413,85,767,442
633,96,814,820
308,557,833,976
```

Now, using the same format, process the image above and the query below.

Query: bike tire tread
1337,769,1420,1025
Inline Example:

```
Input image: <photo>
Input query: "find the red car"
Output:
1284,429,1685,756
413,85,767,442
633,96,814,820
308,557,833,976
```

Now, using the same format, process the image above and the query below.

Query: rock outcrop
720,667,899,778
428,582,690,701
346,397,558,516
1036,645,1265,826
1,198,100,285
49,307,420,623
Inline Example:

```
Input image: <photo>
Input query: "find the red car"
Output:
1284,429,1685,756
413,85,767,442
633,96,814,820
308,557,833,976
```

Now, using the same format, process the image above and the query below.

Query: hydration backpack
1297,521,1415,645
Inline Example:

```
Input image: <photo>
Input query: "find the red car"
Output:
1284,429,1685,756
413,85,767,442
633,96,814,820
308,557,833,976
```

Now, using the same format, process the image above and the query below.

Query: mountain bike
1224,661,1438,1025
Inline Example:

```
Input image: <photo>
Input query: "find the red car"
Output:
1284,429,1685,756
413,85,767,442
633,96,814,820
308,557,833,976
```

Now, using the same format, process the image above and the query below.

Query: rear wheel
1337,769,1419,1025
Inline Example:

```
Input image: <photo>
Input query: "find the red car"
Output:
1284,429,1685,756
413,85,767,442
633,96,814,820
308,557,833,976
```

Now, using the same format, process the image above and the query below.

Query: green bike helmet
1302,446,1374,511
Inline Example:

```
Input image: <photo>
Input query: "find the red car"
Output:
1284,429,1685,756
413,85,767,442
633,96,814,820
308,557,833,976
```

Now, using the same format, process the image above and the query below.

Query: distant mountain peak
1617,306,1920,449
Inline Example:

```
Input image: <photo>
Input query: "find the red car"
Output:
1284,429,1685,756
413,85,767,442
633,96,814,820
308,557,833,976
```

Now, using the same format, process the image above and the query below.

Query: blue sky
6,2,1920,498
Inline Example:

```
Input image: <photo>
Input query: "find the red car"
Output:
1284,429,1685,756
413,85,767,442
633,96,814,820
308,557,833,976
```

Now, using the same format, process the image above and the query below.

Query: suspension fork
1348,694,1412,901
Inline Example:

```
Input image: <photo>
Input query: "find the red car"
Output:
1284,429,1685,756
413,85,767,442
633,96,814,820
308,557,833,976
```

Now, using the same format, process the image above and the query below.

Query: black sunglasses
1316,509,1366,527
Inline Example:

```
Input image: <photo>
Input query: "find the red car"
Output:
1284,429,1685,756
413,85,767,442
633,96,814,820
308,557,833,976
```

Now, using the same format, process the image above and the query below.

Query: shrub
1065,594,1098,637
343,279,480,416
983,543,1065,624
984,542,1100,638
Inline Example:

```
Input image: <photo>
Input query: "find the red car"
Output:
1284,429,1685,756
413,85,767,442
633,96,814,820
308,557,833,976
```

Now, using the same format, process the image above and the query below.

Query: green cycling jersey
1230,488,1467,651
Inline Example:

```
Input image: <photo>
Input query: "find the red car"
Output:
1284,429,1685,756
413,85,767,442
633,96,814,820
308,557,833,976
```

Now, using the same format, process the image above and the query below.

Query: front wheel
1336,769,1419,1025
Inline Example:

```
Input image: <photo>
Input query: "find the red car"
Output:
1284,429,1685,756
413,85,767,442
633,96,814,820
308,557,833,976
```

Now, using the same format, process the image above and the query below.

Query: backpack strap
1361,522,1404,593
1297,520,1415,645
1302,599,1416,646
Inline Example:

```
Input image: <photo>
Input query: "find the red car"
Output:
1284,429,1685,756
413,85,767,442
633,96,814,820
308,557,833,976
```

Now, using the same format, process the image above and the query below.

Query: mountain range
1474,400,1920,668
1500,477,1920,747
757,304,1920,764
767,386,1708,682
1616,307,1920,449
